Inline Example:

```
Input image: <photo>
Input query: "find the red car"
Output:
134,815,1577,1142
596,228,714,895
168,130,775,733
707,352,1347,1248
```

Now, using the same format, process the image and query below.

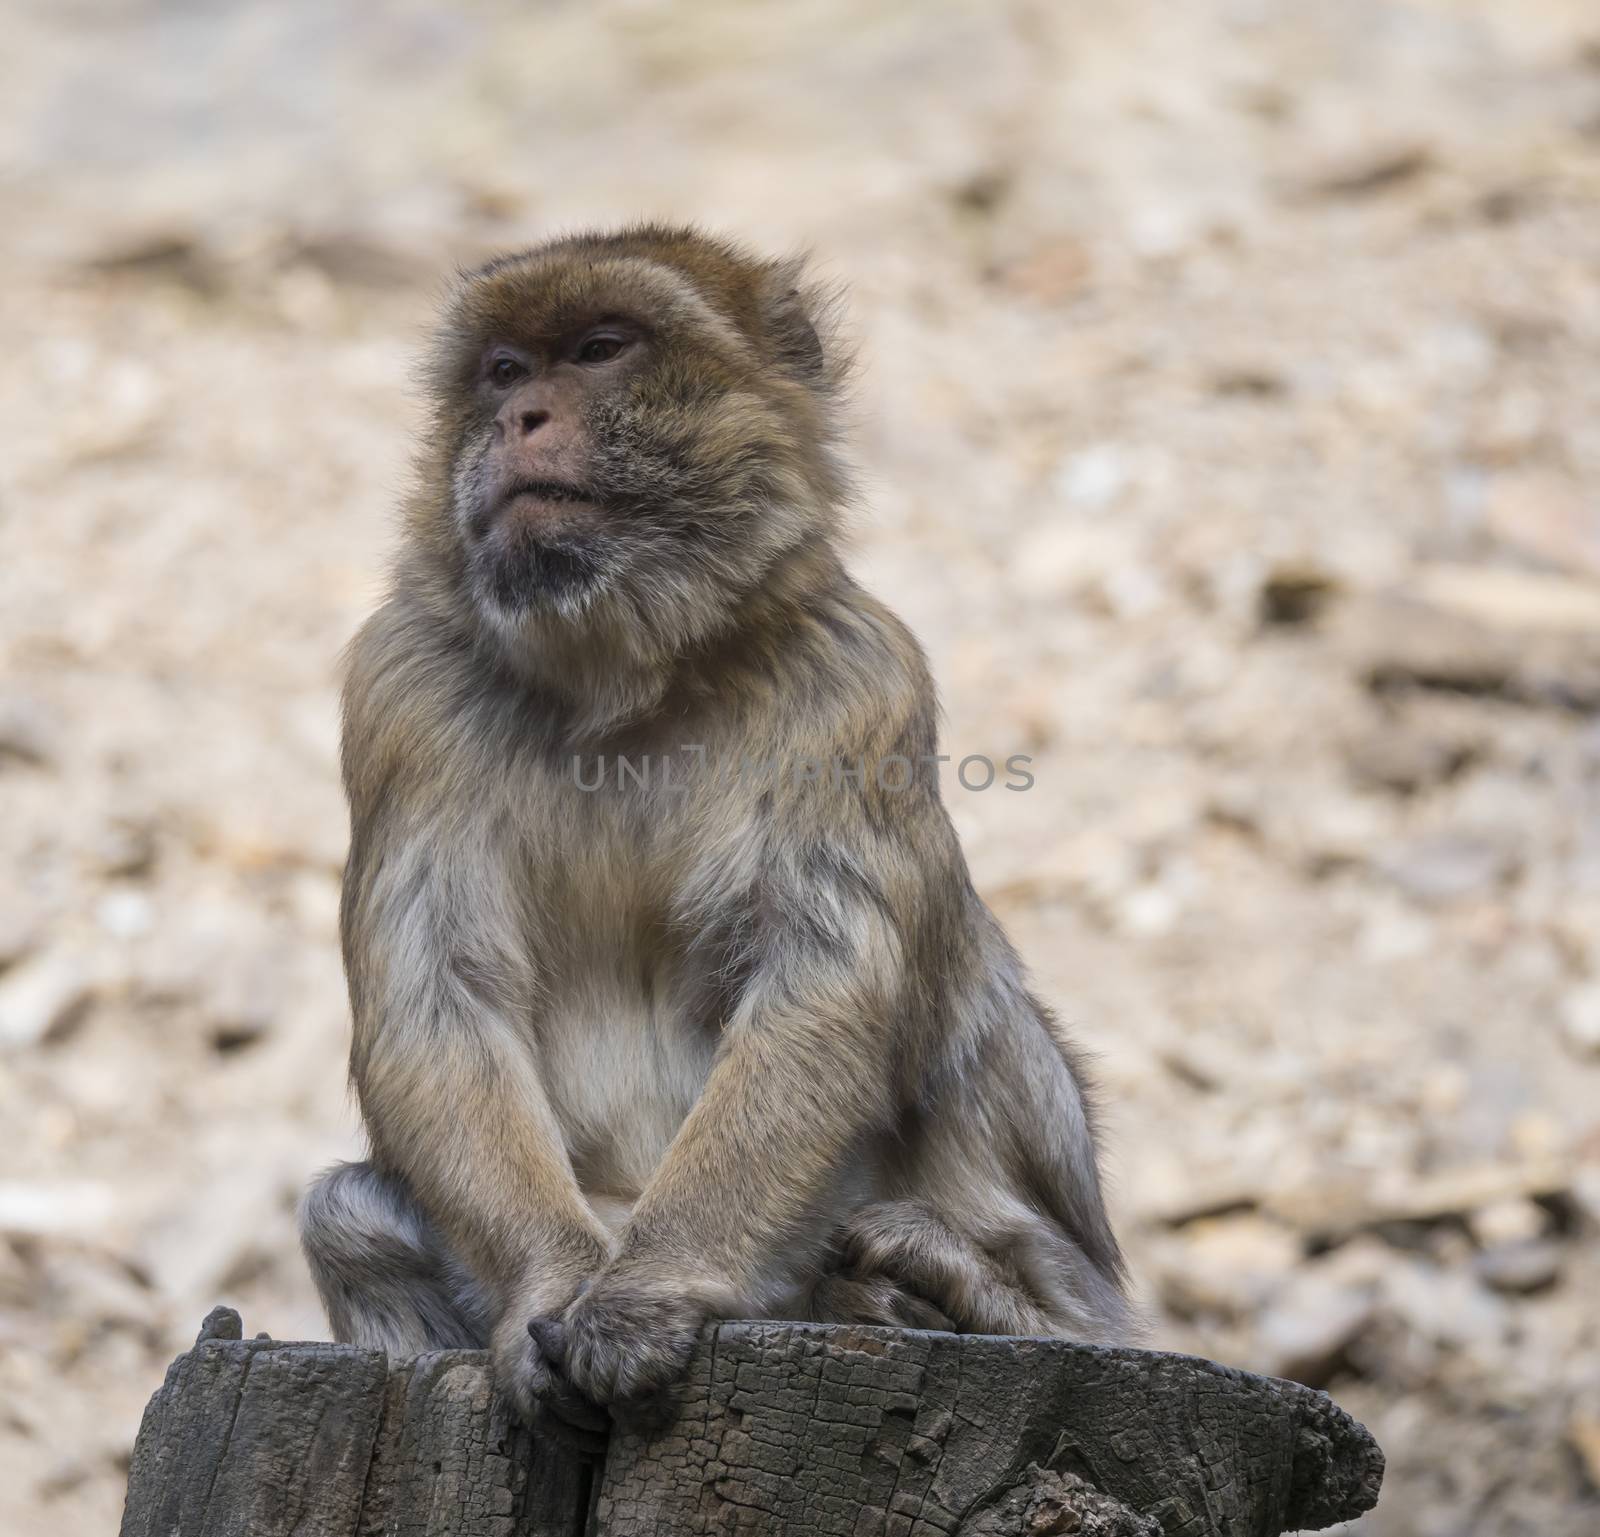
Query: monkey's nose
495,404,551,439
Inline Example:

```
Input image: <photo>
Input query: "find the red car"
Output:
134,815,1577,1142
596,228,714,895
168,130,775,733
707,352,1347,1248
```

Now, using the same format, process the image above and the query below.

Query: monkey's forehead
445,226,789,347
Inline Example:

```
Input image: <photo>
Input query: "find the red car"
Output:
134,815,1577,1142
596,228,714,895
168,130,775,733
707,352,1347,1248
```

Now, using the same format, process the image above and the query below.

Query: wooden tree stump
120,1308,1382,1536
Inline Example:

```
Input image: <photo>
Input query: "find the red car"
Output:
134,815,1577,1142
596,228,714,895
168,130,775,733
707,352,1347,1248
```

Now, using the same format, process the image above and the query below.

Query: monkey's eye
575,332,627,365
488,353,526,386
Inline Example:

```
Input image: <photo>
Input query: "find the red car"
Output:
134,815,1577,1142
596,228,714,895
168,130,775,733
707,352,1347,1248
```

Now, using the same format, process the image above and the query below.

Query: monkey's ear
759,263,827,383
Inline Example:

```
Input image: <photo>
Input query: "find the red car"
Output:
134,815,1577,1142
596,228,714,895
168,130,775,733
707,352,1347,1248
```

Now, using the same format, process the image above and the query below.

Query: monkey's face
447,317,650,620
426,230,847,640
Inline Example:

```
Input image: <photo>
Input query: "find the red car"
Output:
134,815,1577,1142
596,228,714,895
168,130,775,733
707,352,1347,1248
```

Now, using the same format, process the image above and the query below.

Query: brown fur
300,225,1130,1434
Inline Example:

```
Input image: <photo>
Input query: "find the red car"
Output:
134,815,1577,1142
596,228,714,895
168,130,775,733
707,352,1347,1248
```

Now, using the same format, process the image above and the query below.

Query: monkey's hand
532,1262,715,1416
491,1260,613,1453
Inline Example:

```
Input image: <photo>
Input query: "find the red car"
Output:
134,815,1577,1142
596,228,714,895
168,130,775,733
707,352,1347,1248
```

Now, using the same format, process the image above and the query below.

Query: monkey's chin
472,535,611,623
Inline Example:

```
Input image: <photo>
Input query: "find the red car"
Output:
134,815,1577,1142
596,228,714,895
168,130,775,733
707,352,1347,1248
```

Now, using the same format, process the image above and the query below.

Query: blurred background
3,2,1599,1532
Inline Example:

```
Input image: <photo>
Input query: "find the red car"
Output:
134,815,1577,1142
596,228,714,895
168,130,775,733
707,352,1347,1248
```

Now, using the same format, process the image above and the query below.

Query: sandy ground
3,2,1600,1532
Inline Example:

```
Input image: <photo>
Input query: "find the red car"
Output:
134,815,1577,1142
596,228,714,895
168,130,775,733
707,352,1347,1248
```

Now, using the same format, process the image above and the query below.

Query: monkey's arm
555,832,908,1403
344,810,613,1410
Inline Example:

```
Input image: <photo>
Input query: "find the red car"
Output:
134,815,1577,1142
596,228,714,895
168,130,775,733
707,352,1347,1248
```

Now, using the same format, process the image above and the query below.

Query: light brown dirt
2,3,1599,1533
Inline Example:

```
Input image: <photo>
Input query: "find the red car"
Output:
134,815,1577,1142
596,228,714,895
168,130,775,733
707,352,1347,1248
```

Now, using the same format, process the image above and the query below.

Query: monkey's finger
893,1293,957,1332
533,1392,611,1451
527,1316,568,1365
533,1373,610,1432
525,1325,610,1435
501,1346,563,1423
530,1371,611,1456
532,1402,610,1457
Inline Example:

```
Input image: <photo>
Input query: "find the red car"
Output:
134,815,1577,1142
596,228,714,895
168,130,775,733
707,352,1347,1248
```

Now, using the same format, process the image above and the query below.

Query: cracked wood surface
119,1311,1382,1536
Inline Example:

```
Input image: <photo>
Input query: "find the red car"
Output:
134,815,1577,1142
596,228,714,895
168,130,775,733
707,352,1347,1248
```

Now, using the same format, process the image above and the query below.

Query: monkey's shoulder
340,596,540,808
815,582,929,675
781,583,938,757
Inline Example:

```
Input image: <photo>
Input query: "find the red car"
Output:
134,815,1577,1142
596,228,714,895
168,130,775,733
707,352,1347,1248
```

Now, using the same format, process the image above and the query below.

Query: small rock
1265,1160,1573,1240
0,1236,30,1307
1418,1063,1470,1116
1117,881,1183,936
1413,563,1600,635
95,889,155,939
1508,1111,1567,1162
1568,1167,1600,1230
0,920,36,975
1356,897,1436,962
208,1013,271,1055
92,817,158,880
49,355,164,464
1259,564,1339,627
1346,589,1600,711
277,231,422,290
0,1180,116,1237
0,700,55,770
135,1162,299,1304
1471,388,1548,465
35,1454,100,1505
40,1249,155,1326
1157,1040,1227,1094
1154,1213,1301,1320
0,950,95,1050
1569,1412,1600,1493
1484,469,1600,579
83,228,221,295
1054,445,1129,511
1255,1270,1377,1388
1345,727,1477,796
1473,1239,1563,1296
1468,1197,1549,1248
1382,1259,1506,1351
1008,520,1134,602
1140,1174,1262,1229
1208,364,1289,400
1300,142,1434,200
1560,984,1600,1058
1379,833,1516,906
1000,237,1094,305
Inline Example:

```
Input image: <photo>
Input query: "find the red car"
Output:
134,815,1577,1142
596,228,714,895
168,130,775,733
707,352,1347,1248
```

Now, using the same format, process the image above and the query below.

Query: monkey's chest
519,776,728,1210
533,946,719,1211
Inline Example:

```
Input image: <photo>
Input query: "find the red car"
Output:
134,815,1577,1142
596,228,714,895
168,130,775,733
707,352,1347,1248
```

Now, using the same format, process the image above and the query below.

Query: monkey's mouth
468,479,599,544
497,478,595,512
469,485,611,616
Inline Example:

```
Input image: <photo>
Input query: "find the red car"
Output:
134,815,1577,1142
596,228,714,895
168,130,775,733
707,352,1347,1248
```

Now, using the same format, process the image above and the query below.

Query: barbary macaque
299,226,1131,1439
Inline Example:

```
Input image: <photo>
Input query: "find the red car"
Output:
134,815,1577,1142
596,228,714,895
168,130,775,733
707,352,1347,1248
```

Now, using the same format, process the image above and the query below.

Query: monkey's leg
802,1269,956,1331
835,1200,1058,1337
299,1160,492,1354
